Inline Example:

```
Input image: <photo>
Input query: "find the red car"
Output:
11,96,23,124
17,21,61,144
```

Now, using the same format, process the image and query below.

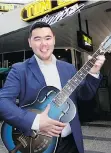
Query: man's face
28,27,55,61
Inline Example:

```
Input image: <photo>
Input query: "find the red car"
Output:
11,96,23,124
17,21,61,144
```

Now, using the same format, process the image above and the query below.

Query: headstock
99,35,111,54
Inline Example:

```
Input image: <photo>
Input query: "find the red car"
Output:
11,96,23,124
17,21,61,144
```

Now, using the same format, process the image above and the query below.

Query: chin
42,56,50,61
42,54,51,60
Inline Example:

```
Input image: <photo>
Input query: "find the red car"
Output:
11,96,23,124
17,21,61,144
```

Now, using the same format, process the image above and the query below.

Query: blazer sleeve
70,65,102,101
0,65,36,135
76,74,102,101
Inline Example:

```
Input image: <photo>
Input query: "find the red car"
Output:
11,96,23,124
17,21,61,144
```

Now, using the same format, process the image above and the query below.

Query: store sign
83,34,92,46
21,0,80,21
37,4,84,25
77,31,93,52
0,3,21,11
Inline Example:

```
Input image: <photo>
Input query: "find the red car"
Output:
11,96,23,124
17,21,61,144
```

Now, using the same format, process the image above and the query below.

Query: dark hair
29,21,53,38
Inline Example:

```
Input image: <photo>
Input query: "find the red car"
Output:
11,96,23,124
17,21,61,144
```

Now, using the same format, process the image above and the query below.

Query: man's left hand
89,55,106,74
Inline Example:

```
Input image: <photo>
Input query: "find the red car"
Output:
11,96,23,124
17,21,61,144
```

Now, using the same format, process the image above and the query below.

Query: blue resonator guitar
1,36,111,153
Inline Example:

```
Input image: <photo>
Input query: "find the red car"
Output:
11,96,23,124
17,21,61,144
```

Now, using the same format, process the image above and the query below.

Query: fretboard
53,48,104,106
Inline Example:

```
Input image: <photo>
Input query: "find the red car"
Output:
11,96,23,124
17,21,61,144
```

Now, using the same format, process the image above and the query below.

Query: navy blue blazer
0,55,101,153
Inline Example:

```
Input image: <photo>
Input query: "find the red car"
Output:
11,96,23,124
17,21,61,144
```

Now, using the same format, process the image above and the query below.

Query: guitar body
1,86,76,153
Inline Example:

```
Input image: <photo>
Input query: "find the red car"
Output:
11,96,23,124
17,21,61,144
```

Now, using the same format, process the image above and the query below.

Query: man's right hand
39,104,66,137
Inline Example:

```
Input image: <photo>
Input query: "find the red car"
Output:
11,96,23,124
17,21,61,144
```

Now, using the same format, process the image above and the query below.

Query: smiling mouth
40,49,49,53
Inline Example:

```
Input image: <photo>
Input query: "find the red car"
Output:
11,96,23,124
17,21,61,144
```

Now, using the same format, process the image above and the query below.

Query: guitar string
53,48,102,106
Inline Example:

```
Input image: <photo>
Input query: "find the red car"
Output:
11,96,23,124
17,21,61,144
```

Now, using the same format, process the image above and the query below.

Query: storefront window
54,49,72,63
25,50,33,59
3,51,24,68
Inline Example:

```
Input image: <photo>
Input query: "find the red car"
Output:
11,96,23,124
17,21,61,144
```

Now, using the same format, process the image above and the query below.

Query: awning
0,68,10,73
0,68,10,80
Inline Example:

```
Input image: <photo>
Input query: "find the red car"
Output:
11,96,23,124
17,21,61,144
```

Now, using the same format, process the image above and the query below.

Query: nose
40,40,48,49
41,39,47,45
40,42,48,50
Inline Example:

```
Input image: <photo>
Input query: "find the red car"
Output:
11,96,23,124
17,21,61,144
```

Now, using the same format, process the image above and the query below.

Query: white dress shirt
31,54,99,137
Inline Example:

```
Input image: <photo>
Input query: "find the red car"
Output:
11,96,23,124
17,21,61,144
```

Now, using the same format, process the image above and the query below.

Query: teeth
42,50,47,52
41,49,48,52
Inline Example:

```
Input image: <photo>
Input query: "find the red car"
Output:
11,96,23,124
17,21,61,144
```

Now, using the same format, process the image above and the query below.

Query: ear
28,38,32,48
53,36,55,46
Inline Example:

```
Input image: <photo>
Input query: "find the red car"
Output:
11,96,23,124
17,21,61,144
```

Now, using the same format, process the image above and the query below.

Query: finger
96,55,106,61
96,59,105,64
38,132,52,137
95,60,105,65
53,125,64,131
51,120,66,127
51,129,62,134
48,131,60,137
44,104,50,115
47,134,52,138
88,55,92,60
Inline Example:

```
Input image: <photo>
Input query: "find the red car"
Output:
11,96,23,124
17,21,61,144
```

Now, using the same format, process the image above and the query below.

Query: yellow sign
83,34,92,45
0,3,21,11
21,0,79,21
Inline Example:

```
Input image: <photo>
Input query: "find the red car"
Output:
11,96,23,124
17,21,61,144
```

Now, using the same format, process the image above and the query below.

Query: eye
35,38,41,41
46,37,51,40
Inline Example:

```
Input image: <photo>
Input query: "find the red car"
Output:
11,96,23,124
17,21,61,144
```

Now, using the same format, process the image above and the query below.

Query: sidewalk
82,121,111,153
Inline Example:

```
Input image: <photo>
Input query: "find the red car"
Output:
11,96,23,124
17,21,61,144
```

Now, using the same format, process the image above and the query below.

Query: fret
84,64,91,71
93,54,98,59
88,59,95,65
57,91,67,100
70,77,80,86
87,60,94,68
89,57,96,65
69,80,77,91
63,86,71,95
56,94,63,102
81,66,89,74
62,88,70,96
57,92,65,101
100,51,105,55
53,98,60,106
68,80,76,89
80,67,88,75
60,90,69,100
55,100,61,106
96,49,104,55
96,49,101,55
64,84,74,93
94,52,99,57
74,74,82,81
55,96,65,106
77,71,86,78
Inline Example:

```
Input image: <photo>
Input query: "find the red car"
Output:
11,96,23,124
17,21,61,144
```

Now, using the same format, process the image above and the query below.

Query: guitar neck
54,48,104,106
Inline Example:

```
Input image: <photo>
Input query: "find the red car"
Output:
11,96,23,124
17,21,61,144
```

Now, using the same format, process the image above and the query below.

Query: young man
0,22,105,153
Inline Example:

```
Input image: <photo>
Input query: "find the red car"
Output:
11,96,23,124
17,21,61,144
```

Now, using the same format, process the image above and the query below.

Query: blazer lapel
56,60,67,88
28,57,68,88
28,55,46,87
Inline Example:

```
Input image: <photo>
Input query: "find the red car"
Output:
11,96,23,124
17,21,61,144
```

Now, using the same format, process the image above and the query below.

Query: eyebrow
45,35,52,37
34,35,52,39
